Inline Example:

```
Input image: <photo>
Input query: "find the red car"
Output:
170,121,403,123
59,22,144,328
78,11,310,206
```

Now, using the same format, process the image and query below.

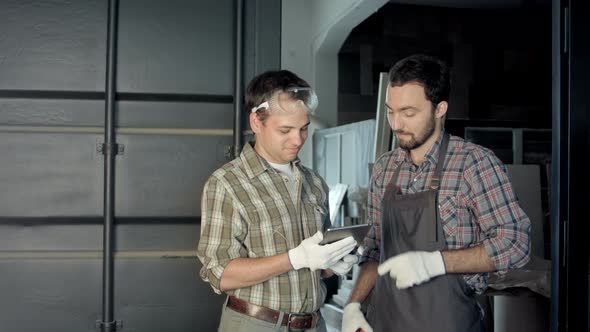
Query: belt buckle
287,312,316,330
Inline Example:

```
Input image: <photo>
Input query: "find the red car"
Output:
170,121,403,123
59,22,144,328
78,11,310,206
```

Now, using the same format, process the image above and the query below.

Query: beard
395,115,436,150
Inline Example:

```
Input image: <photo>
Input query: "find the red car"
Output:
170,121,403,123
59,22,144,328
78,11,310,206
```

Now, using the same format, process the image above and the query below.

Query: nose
388,112,402,132
291,131,304,147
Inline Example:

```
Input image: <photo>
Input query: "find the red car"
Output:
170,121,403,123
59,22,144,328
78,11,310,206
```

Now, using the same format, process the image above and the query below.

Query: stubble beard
396,115,436,150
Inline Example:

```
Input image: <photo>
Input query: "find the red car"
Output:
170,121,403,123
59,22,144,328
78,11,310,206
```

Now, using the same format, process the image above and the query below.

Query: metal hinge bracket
95,319,122,331
224,145,235,160
97,143,125,155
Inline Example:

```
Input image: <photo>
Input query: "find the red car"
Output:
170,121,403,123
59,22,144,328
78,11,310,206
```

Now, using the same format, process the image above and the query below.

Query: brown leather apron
367,134,482,332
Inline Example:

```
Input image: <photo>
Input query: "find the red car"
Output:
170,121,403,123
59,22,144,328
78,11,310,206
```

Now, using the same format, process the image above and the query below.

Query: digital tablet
319,224,371,245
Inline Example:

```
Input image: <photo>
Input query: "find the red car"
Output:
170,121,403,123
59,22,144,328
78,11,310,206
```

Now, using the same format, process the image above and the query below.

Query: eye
279,129,290,134
301,126,309,132
403,110,416,117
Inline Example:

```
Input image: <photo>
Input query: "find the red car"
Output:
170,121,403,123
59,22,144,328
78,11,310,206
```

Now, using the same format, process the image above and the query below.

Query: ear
434,101,448,119
250,112,261,134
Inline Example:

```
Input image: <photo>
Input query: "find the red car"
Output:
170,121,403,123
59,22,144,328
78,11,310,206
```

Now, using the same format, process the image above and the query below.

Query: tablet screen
319,224,371,245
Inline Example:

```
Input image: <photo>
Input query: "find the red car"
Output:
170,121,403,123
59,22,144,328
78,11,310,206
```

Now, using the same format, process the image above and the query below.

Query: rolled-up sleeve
463,152,531,271
197,175,247,293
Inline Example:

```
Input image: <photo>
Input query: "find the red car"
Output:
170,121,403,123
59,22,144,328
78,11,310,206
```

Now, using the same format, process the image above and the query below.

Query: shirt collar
240,141,301,179
423,129,446,167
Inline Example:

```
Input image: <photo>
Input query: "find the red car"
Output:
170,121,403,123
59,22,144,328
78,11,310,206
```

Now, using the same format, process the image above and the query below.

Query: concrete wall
281,0,388,167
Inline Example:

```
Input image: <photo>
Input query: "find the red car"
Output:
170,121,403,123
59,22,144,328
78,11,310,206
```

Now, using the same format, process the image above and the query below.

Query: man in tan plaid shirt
197,70,358,332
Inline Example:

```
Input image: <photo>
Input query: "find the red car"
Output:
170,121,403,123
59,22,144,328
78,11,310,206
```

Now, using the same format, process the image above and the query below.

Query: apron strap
391,159,403,188
430,133,450,190
390,132,451,190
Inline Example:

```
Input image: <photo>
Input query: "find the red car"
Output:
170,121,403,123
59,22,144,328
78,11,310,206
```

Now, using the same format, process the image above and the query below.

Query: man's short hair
245,70,311,121
388,54,451,106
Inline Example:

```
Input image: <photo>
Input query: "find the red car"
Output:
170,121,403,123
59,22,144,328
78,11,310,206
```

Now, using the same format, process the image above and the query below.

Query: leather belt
225,296,320,330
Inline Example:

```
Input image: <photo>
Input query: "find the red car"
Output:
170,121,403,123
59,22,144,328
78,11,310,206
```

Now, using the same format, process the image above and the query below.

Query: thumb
307,231,323,244
329,261,350,275
377,258,395,276
342,254,359,264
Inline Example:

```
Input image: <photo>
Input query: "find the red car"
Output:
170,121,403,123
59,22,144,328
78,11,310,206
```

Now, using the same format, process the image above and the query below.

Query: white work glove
342,302,373,332
377,251,446,289
328,254,359,276
288,231,356,271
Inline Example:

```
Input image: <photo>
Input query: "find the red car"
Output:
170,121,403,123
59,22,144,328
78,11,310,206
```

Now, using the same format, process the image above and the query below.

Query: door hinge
95,319,122,331
224,145,235,160
97,143,125,155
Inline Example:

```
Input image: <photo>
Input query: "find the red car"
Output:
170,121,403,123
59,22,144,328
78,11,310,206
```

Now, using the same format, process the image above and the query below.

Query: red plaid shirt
361,131,531,293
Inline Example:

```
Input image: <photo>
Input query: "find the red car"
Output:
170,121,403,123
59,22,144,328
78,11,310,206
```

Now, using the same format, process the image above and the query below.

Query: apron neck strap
430,133,450,190
391,133,450,190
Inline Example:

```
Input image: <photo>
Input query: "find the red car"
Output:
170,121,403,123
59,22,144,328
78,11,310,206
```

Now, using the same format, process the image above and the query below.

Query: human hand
288,231,356,271
377,251,445,289
342,302,373,332
328,254,359,276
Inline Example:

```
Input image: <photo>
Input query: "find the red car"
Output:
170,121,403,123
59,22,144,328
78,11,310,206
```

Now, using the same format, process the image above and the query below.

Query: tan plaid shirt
197,142,330,313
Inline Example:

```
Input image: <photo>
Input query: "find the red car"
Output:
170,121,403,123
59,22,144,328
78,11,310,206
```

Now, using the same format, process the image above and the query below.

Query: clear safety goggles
251,86,318,114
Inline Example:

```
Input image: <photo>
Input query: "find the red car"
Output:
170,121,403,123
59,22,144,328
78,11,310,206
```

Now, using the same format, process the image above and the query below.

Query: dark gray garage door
0,1,280,331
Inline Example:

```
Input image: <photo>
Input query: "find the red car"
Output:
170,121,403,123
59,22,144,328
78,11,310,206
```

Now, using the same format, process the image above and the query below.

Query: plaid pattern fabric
361,131,531,293
197,142,330,313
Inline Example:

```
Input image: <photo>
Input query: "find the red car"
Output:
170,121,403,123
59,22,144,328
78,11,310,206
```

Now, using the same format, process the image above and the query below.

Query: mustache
394,130,412,135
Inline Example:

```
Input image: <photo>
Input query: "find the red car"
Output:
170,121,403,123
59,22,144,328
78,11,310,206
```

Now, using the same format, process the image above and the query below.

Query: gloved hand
328,254,359,276
342,302,373,332
288,231,356,271
377,251,446,289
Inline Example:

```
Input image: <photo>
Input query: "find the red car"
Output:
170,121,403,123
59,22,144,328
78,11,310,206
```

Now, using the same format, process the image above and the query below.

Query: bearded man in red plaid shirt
342,54,531,332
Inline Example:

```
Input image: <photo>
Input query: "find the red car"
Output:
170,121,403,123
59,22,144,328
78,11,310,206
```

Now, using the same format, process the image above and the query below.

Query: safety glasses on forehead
251,87,318,114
